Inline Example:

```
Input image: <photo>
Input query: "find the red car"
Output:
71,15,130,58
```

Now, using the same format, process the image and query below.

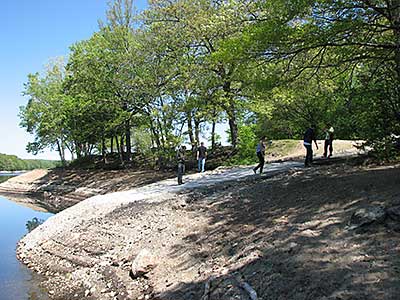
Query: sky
0,0,148,160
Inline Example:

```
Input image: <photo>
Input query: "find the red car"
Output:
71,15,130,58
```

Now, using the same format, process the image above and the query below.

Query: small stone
350,206,386,228
100,260,111,267
131,249,157,279
84,290,90,297
145,295,151,300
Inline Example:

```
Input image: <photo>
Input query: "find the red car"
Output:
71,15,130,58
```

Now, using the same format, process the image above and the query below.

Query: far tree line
20,0,400,166
0,153,60,171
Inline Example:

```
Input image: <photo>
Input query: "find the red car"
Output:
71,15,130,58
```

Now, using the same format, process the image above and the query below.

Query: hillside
0,153,60,171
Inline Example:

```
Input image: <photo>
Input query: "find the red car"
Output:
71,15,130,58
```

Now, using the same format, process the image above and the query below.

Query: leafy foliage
0,153,60,171
18,0,400,167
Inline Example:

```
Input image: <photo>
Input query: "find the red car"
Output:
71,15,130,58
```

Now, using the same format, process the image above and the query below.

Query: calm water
0,175,53,300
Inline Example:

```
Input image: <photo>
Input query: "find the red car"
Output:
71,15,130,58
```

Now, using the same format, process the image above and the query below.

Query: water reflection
0,175,12,183
26,218,45,233
0,175,53,300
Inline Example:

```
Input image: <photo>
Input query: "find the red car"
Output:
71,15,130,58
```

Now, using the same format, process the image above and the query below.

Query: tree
143,0,257,148
227,0,400,152
20,59,70,165
65,0,147,162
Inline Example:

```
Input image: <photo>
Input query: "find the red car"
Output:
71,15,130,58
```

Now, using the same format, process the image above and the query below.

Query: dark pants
323,139,333,157
253,152,265,174
177,162,185,184
304,144,313,166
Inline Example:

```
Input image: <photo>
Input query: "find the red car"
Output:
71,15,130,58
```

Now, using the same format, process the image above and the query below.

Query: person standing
253,136,266,174
197,142,207,173
303,125,318,167
323,124,334,158
177,146,186,185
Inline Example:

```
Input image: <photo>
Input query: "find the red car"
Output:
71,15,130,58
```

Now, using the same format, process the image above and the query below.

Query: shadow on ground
159,163,400,300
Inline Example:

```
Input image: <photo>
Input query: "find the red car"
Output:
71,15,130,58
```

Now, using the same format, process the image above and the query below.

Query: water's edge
0,174,52,300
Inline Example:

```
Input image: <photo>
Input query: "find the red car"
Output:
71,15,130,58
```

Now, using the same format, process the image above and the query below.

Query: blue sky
0,0,148,160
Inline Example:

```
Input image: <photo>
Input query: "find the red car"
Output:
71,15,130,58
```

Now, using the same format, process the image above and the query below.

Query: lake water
0,175,53,300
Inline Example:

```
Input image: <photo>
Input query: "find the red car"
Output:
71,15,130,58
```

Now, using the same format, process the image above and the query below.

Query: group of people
303,124,334,167
177,124,335,183
252,124,335,175
176,142,207,185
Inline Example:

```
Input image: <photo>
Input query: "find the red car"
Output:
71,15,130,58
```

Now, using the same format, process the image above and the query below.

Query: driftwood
234,275,258,300
201,273,258,300
201,276,215,300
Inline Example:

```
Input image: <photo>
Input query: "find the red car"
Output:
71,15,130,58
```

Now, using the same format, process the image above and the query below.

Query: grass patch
266,139,300,157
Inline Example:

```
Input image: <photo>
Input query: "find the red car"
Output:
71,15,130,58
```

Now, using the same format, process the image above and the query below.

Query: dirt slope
15,156,400,300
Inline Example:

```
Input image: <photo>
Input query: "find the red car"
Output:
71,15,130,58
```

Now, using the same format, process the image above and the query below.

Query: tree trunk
228,116,238,148
56,140,66,166
115,135,124,165
394,22,400,110
222,79,238,148
390,2,400,120
70,150,75,161
187,111,196,151
101,134,107,164
110,136,114,154
194,117,200,147
125,119,132,161
211,119,216,149
120,135,125,163
75,142,82,159
149,118,162,149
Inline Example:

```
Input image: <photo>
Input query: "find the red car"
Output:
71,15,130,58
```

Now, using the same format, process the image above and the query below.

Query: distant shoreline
0,171,26,175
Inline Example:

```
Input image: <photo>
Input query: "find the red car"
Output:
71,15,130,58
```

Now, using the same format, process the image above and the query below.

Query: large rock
130,249,157,279
386,205,400,221
350,206,386,228
385,205,400,232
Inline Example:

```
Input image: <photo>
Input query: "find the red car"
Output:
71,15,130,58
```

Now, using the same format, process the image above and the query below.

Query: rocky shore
0,168,176,213
12,165,276,300
3,149,399,300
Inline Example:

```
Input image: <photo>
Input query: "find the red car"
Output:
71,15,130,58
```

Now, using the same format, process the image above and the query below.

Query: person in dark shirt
253,136,266,174
177,146,186,185
303,125,318,167
197,142,207,173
